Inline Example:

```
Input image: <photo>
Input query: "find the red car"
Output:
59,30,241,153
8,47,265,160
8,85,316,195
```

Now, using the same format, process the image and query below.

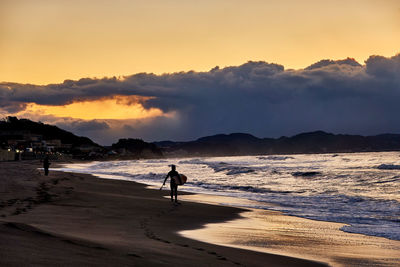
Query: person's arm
162,174,169,185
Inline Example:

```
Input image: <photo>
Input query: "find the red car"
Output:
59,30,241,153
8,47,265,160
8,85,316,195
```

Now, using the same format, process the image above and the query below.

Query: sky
1,0,399,145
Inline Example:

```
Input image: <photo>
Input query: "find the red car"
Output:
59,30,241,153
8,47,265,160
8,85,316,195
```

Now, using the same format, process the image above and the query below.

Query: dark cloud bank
1,54,400,145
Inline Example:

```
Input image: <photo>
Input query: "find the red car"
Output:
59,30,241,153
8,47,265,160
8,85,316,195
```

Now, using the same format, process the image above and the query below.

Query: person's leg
170,182,176,202
174,185,178,202
170,185,174,201
44,168,49,176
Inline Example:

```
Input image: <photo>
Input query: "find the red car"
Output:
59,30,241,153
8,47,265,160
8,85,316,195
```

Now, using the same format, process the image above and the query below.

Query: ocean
58,151,400,241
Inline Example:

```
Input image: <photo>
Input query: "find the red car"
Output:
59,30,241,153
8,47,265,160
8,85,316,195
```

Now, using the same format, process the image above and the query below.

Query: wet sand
0,161,398,266
179,194,400,267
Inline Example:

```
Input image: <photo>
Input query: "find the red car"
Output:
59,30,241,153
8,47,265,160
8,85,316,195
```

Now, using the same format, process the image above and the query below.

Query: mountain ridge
154,130,400,157
2,117,400,159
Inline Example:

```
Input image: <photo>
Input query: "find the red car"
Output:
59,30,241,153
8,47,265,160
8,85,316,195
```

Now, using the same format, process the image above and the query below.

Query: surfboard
173,174,187,185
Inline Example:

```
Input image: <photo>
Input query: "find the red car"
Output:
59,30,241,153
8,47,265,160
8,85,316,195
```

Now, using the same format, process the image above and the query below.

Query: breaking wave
377,164,400,170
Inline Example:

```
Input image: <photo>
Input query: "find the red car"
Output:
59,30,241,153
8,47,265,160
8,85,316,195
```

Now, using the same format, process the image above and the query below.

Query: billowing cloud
56,119,110,132
1,54,400,144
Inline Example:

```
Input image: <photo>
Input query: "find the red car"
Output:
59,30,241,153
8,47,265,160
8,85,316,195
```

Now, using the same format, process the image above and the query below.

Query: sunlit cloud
12,95,167,120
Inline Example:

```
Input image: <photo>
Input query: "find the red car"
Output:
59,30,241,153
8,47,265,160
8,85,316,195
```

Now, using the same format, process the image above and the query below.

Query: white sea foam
58,152,400,241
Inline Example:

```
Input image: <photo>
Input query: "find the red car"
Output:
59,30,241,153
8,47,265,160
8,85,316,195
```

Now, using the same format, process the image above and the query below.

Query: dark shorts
170,180,177,189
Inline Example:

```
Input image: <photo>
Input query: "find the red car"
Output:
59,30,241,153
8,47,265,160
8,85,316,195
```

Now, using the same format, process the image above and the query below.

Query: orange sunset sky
1,0,399,84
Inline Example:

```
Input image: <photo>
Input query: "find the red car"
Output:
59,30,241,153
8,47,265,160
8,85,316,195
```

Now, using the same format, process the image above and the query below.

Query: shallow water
58,151,400,241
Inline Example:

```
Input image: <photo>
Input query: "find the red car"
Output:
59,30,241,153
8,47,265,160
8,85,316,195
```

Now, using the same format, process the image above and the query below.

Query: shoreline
59,158,400,242
0,160,326,266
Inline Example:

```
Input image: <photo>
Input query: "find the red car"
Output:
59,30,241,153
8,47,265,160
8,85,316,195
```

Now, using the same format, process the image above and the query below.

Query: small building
44,139,62,148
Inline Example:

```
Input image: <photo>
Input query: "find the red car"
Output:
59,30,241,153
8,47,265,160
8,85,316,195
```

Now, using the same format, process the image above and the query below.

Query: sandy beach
0,160,399,266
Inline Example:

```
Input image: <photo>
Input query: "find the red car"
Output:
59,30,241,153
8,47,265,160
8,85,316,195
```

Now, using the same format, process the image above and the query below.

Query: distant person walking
162,165,181,204
43,155,51,176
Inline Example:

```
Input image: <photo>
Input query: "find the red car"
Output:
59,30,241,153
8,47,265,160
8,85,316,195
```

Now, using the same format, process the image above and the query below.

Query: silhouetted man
162,165,181,203
43,156,50,176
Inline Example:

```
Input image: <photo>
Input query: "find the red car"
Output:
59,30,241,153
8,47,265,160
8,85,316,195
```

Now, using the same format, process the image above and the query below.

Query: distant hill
0,116,101,149
154,131,400,157
0,117,163,159
111,138,163,158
